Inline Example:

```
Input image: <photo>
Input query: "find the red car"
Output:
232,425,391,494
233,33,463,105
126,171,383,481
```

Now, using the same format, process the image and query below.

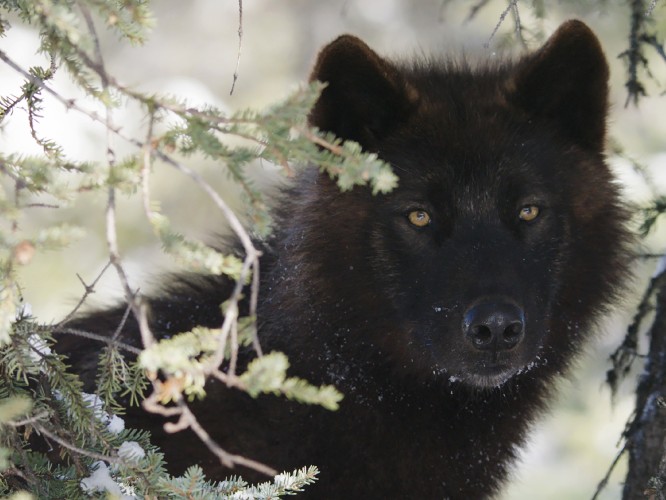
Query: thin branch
170,399,277,476
50,328,142,356
77,2,107,88
591,443,628,500
250,257,262,356
0,50,136,148
140,388,276,476
140,113,156,222
6,411,50,428
56,261,113,327
0,50,260,277
508,0,528,49
607,270,666,396
464,0,492,23
110,301,134,343
484,0,519,48
20,202,60,209
0,93,27,123
646,0,660,16
33,423,122,464
140,394,183,418
230,0,243,95
623,0,649,106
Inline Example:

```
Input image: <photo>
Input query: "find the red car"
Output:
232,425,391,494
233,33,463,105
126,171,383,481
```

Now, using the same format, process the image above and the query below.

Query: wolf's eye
519,205,540,222
408,210,431,227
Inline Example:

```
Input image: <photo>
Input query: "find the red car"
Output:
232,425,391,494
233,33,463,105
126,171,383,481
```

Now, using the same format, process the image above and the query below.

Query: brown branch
141,388,276,476
170,399,277,476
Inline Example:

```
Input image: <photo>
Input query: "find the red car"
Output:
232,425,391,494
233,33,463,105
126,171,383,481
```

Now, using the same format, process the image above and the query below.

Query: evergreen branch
646,0,660,16
0,93,26,123
32,423,121,464
5,411,50,428
607,269,666,396
0,50,142,152
145,148,263,360
0,4,370,495
621,0,666,105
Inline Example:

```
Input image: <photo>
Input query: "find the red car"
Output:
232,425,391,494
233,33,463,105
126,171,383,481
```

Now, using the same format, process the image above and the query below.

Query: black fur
56,21,633,498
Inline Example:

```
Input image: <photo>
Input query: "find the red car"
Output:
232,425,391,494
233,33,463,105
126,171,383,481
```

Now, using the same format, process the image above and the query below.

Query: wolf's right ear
309,35,418,150
510,20,609,152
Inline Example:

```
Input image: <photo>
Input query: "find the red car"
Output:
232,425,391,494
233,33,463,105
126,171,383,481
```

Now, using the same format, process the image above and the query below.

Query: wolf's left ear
510,20,609,152
309,35,418,149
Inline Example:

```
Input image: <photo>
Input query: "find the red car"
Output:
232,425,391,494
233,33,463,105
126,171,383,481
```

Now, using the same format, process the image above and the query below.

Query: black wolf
57,20,632,498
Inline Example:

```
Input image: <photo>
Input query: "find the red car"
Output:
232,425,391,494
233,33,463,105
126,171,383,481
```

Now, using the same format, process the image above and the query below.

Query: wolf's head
281,21,632,390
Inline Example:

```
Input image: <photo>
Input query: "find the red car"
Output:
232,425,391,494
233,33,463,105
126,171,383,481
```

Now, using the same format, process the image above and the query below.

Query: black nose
463,301,525,351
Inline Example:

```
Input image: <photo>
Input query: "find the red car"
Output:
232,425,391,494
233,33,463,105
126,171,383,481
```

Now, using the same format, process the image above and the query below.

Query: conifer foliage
0,1,392,497
2,1,666,499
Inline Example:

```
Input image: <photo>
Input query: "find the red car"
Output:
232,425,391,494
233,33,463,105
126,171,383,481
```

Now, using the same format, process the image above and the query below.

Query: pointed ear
309,35,418,149
511,20,609,152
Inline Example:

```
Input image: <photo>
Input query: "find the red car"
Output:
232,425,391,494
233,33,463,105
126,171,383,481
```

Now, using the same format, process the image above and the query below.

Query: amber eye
519,205,540,222
408,210,431,227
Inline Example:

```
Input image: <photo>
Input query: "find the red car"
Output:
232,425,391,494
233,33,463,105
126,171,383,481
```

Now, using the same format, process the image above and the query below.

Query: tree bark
624,277,666,499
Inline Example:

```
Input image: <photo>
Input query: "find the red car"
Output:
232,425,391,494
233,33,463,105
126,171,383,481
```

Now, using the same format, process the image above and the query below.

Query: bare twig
51,328,142,356
230,0,243,95
250,257,262,356
141,395,183,418
140,113,156,221
508,0,527,49
170,399,277,476
140,386,277,476
110,302,134,343
484,0,520,48
592,443,629,500
21,202,60,209
57,261,113,326
77,2,107,87
465,0,492,23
